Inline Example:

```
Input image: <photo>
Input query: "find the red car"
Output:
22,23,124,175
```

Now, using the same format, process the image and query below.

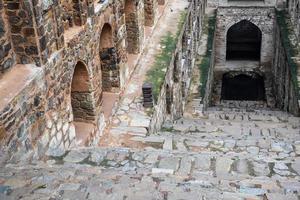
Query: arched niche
226,20,262,61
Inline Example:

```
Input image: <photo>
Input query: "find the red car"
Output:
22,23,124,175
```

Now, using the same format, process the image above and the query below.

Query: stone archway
99,23,120,120
226,20,262,61
99,23,119,92
221,72,266,101
71,61,95,122
71,61,96,145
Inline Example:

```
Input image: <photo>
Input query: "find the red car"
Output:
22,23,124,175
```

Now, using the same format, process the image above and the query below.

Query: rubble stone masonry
0,0,162,159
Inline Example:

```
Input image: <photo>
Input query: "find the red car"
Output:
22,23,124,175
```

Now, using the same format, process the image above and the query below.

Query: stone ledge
0,64,41,112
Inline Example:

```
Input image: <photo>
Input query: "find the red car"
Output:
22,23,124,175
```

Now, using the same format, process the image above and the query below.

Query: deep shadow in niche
100,23,119,92
166,84,172,114
71,61,95,122
226,20,262,61
221,73,266,101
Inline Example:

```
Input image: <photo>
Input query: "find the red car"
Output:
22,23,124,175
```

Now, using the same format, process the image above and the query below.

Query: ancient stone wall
215,7,275,69
0,2,116,158
144,0,158,27
272,18,300,116
287,0,300,41
211,0,278,7
203,20,217,111
0,0,16,74
124,0,144,54
149,0,206,133
2,0,42,66
211,7,276,108
0,0,161,159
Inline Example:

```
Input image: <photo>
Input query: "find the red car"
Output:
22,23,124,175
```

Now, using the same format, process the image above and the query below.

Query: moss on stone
276,10,300,99
199,11,216,97
145,11,187,103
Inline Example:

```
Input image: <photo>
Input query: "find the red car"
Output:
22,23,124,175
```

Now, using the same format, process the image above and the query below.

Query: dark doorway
221,73,266,101
226,20,262,60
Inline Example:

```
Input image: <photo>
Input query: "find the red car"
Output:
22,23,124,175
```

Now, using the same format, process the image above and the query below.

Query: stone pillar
144,0,158,27
157,0,165,5
125,0,144,54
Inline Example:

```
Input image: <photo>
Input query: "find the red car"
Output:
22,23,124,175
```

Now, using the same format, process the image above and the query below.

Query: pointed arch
100,23,113,49
226,20,262,61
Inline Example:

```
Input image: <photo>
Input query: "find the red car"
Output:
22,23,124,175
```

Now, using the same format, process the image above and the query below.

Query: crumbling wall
0,0,128,159
272,14,300,116
124,0,144,54
0,0,164,160
211,7,276,107
286,0,300,41
149,0,206,133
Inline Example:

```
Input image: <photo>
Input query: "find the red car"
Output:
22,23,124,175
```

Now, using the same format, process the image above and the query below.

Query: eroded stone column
144,0,158,27
124,0,144,54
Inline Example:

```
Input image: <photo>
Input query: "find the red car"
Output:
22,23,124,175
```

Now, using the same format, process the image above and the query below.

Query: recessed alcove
221,73,266,101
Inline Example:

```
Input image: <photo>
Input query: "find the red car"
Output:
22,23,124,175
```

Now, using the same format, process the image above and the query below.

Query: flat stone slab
63,150,89,163
194,155,211,171
239,185,267,196
131,136,165,144
152,168,174,174
163,138,173,150
249,115,271,121
58,183,81,191
129,113,151,127
177,156,193,176
158,157,180,171
266,193,298,200
186,140,209,148
216,157,233,177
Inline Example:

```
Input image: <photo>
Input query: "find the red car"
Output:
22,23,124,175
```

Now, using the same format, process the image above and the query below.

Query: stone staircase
1,108,300,199
131,108,300,151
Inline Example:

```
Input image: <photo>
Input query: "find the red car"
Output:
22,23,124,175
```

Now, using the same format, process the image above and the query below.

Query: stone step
42,147,300,180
